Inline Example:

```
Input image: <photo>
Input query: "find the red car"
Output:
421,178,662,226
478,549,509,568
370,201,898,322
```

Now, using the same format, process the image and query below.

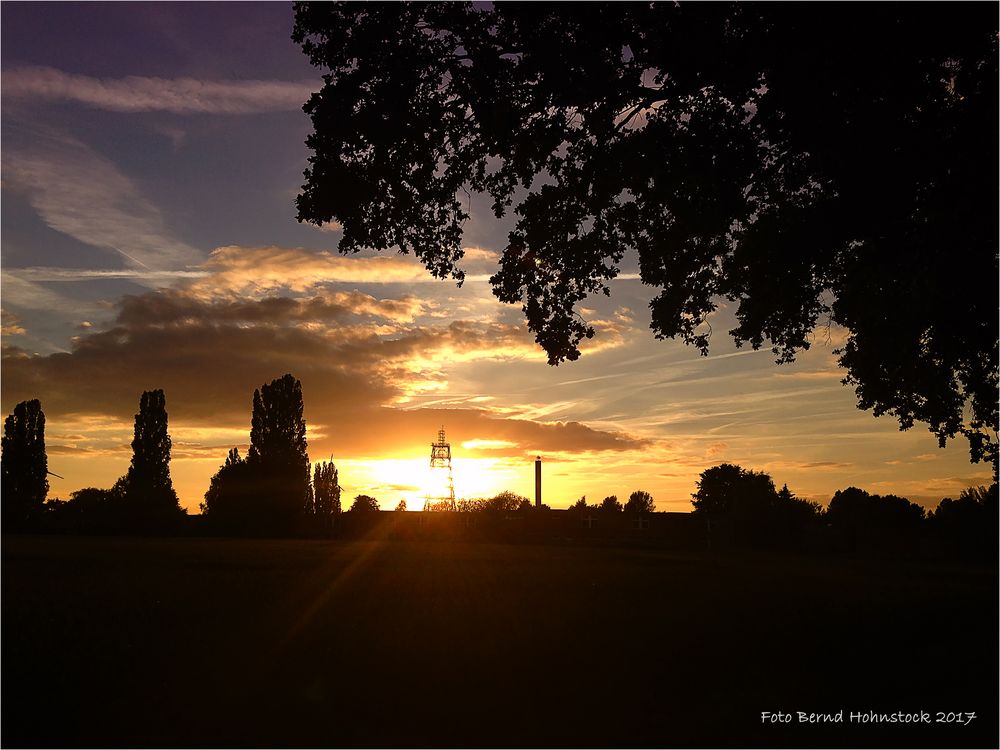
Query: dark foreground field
3,536,997,748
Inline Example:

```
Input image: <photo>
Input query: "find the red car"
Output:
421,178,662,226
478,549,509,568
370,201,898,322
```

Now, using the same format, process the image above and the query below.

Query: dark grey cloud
2,275,647,460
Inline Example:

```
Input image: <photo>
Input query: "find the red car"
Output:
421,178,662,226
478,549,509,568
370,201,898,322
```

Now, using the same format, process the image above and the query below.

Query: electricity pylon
425,426,455,511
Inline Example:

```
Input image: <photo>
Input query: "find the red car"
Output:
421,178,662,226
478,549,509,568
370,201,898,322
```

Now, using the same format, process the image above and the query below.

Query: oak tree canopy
292,2,998,471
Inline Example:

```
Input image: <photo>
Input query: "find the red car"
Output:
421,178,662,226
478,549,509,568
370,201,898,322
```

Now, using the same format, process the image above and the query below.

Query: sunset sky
1,3,991,513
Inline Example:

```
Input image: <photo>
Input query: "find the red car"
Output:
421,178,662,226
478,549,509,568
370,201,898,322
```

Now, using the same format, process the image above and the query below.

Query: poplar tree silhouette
121,389,182,528
247,374,312,530
202,375,313,534
1,399,48,528
313,459,342,517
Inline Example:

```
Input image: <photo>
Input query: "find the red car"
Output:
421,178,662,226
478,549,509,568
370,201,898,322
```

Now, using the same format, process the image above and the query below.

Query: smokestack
535,456,542,507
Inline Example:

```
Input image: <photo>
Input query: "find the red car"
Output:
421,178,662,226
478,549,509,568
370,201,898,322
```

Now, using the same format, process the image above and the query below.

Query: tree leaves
293,2,998,472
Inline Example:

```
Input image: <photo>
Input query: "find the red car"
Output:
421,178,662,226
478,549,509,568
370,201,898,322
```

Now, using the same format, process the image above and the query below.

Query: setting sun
338,454,525,509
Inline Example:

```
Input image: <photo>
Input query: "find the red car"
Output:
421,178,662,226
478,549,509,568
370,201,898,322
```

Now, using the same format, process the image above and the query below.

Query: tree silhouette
692,464,820,548
486,491,531,513
568,496,589,513
932,484,998,527
692,464,775,518
349,495,380,514
624,490,655,514
395,499,407,512
826,487,925,531
292,3,998,472
201,448,251,525
248,374,313,527
457,492,532,514
313,459,342,517
120,389,182,525
929,483,998,560
825,486,926,555
201,375,312,534
599,495,622,514
1,399,48,528
771,483,823,537
49,486,127,534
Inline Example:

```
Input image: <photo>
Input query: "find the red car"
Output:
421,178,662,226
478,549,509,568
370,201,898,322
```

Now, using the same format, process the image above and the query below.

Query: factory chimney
535,456,542,508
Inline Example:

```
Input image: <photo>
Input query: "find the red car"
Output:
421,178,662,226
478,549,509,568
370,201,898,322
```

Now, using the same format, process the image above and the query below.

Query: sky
1,2,992,514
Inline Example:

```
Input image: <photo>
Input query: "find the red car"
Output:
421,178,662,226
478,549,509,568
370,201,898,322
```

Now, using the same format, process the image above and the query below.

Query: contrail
111,246,152,270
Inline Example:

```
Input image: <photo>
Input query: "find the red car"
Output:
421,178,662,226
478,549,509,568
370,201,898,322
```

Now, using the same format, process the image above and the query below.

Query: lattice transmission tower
425,426,455,511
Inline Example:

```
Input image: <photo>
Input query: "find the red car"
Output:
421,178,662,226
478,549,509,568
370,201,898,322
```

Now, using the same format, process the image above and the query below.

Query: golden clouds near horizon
5,245,648,511
3,244,988,515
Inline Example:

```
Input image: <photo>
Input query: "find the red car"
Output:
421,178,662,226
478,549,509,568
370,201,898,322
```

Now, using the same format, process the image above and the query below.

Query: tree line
3,372,654,535
1,374,338,535
3,391,185,533
688,463,997,561
2,375,996,560
566,491,656,515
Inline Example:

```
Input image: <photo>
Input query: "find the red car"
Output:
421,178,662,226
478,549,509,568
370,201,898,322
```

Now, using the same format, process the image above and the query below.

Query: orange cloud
2,246,648,509
1,310,26,336
195,246,441,296
116,288,427,327
3,259,645,462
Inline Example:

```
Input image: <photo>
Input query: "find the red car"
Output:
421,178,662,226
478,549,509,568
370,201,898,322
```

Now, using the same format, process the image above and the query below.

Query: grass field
3,535,997,748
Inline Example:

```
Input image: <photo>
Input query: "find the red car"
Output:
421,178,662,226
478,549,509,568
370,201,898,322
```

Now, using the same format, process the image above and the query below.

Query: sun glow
339,455,526,509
